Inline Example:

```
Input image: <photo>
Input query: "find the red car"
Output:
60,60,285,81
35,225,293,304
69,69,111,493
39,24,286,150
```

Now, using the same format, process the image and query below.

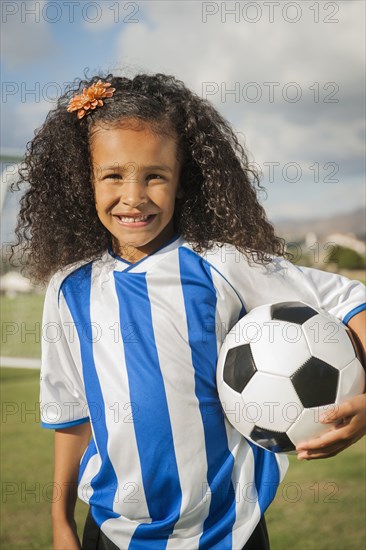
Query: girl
11,72,365,550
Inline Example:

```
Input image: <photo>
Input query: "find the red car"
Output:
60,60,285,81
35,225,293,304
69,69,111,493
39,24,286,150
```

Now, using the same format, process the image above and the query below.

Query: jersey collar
107,232,185,273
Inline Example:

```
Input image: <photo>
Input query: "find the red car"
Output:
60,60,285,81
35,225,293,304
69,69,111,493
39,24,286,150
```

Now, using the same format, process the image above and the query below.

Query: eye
103,173,121,180
147,174,164,181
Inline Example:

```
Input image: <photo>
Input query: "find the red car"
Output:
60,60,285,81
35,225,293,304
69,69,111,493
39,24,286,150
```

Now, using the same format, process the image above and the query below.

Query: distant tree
327,245,366,270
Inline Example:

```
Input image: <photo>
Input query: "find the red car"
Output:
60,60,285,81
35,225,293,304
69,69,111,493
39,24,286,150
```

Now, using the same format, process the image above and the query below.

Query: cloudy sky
1,0,365,232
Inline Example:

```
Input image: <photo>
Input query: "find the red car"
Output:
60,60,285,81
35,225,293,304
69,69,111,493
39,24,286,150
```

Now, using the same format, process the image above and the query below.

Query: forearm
347,310,366,370
52,421,91,548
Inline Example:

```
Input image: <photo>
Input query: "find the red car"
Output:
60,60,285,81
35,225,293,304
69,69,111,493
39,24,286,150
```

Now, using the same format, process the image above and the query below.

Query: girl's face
90,120,183,263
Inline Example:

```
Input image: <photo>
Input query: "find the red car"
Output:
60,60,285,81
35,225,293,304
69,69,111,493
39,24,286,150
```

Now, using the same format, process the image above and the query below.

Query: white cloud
2,1,364,221
81,0,124,32
1,0,58,69
108,0,365,219
113,1,365,81
265,179,365,222
12,100,51,146
243,113,365,166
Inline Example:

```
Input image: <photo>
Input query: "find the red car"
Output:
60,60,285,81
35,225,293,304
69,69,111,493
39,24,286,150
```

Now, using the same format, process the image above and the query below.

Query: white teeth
119,215,150,223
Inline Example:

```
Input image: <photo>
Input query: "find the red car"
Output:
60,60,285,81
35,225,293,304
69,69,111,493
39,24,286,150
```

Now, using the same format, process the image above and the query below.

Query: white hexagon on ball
287,404,339,447
336,357,365,403
250,319,311,377
302,313,355,370
240,372,303,433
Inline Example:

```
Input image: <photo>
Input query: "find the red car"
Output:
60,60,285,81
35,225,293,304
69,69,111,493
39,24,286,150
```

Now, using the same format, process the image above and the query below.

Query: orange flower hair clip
66,80,116,119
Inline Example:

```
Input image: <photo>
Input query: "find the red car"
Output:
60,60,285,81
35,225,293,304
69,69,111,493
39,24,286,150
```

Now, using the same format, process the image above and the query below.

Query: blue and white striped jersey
40,232,366,549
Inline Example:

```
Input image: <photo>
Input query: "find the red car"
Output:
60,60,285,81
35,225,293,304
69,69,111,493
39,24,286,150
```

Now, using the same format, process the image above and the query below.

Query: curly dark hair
9,70,290,285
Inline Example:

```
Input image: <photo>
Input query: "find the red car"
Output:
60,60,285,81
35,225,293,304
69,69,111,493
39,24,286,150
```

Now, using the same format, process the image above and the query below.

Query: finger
319,400,354,423
298,437,355,459
297,440,353,460
296,422,353,451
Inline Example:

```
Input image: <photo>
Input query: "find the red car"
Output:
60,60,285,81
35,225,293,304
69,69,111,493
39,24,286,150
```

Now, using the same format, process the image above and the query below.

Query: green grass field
1,367,89,549
1,289,365,549
1,294,45,359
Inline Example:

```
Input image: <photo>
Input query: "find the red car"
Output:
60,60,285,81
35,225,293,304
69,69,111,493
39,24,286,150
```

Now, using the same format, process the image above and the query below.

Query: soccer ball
216,301,365,454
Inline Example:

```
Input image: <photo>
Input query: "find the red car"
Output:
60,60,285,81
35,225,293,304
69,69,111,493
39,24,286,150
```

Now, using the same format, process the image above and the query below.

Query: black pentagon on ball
223,344,257,393
250,426,296,453
271,301,318,325
291,357,339,408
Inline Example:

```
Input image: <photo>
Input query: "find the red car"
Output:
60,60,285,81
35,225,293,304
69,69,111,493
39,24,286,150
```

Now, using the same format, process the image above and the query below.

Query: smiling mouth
117,214,151,222
113,214,157,225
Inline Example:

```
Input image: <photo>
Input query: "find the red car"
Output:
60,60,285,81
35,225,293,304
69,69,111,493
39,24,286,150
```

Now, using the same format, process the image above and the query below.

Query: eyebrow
98,164,173,174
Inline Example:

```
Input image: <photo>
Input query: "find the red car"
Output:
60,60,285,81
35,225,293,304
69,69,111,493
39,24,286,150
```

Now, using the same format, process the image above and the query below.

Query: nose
120,179,148,209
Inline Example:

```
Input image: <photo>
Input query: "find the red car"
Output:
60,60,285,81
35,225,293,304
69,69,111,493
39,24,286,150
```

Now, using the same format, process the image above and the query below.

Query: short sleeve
203,244,366,325
40,274,90,429
294,265,366,325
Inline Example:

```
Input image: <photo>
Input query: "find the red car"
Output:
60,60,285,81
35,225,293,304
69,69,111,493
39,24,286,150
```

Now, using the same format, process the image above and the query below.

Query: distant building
0,271,33,297
305,232,318,249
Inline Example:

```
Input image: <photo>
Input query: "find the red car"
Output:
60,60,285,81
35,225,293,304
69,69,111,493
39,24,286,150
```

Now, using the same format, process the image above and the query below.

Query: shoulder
46,251,110,304
180,239,321,310
180,239,285,278
48,259,93,294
